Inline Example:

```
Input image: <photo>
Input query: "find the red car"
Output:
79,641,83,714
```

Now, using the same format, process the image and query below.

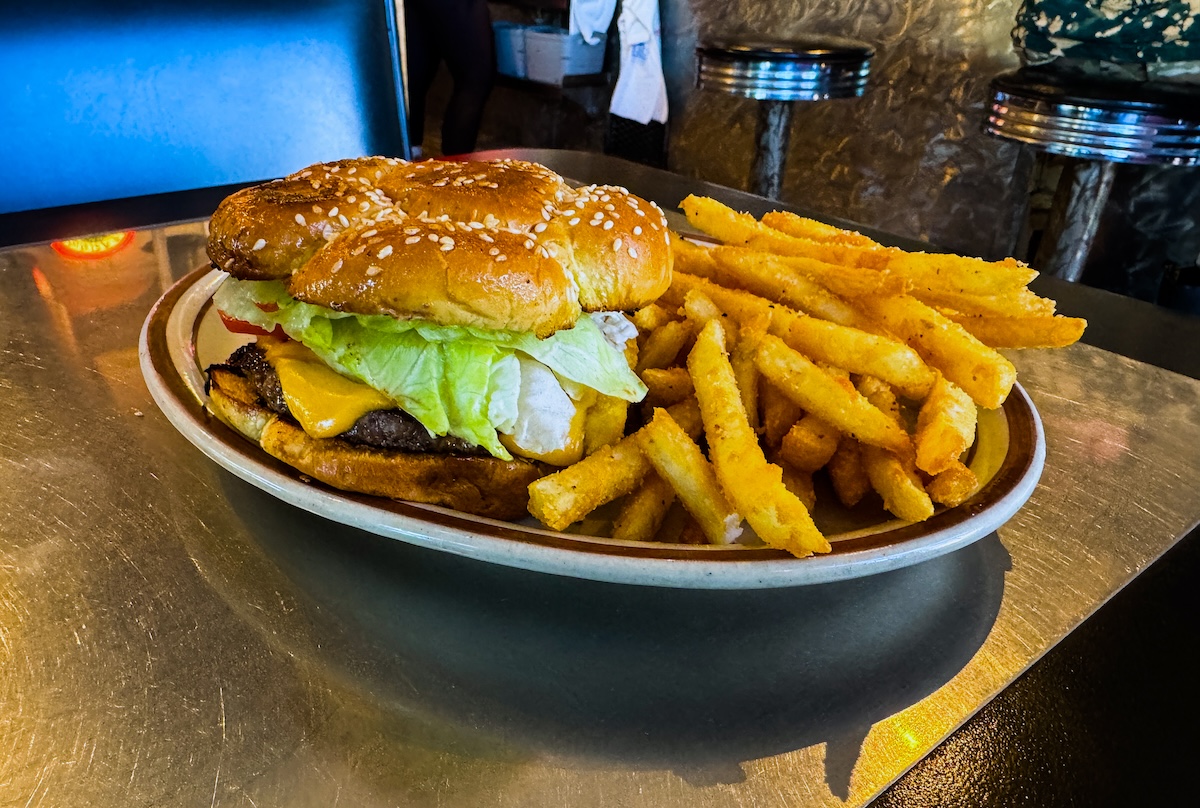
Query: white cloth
609,0,669,124
569,0,618,46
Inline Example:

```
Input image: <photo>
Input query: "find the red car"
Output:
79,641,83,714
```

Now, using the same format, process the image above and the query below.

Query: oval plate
140,267,1045,589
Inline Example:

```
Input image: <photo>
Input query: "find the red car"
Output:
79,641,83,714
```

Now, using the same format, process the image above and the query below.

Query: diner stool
695,37,874,200
985,67,1200,291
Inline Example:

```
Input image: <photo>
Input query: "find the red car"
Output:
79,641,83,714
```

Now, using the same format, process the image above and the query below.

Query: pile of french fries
527,196,1086,558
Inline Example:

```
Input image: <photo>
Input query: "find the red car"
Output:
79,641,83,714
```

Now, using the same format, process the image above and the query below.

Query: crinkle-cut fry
914,373,977,475
664,273,936,399
636,318,695,372
857,293,1016,410
827,437,871,508
610,471,676,542
927,460,980,508
716,244,909,299
910,285,1056,318
583,394,629,455
761,210,881,249
754,335,912,454
638,408,744,545
856,377,934,522
688,320,830,557
779,414,840,473
640,366,694,409
938,311,1088,349
527,398,703,531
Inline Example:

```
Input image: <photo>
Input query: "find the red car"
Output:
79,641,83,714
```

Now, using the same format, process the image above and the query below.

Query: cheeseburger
203,157,673,519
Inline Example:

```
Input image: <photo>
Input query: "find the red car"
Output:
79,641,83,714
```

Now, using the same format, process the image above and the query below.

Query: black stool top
696,36,874,101
985,67,1200,165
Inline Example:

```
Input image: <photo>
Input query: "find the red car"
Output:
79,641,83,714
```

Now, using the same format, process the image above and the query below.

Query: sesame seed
489,247,500,256
329,206,339,217
363,229,377,238
613,238,622,250
496,255,507,262
332,259,343,271
295,213,306,226
405,236,421,245
524,239,534,249
428,234,438,242
366,265,381,276
629,246,638,259
561,209,577,216
603,220,614,230
339,215,349,227
252,238,267,251
480,233,494,243
378,245,393,258
633,226,643,235
404,227,420,235
569,218,581,226
635,209,646,217
312,205,323,214
534,222,547,233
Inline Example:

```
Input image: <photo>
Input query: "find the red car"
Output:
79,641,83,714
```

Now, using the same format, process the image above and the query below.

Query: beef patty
209,342,488,456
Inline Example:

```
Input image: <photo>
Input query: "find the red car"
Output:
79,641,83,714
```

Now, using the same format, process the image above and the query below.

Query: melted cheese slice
259,338,394,439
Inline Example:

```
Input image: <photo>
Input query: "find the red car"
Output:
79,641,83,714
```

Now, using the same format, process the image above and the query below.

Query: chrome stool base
696,38,873,199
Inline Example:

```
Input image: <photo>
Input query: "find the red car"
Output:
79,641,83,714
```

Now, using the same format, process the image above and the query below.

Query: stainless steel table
2,150,1197,806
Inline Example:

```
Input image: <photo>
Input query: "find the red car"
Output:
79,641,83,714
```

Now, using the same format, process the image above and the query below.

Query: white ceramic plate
140,267,1045,589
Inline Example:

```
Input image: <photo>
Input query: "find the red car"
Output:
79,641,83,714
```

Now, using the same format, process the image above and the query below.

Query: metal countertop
2,151,1198,806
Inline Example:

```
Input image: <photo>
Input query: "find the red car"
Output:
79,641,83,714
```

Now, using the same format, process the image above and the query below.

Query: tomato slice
218,309,287,338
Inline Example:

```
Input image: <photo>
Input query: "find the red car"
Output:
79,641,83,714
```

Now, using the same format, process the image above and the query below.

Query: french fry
914,373,977,475
857,293,1016,409
664,273,936,399
611,472,676,542
775,455,818,511
640,366,694,409
886,252,1038,298
779,414,840,473
527,398,702,531
583,394,630,455
755,335,911,454
638,408,743,545
761,209,881,249
910,285,1056,317
856,377,934,522
632,302,676,337
939,311,1087,349
827,437,871,508
688,319,830,556
927,460,980,507
714,244,908,299
636,319,695,372
759,379,803,447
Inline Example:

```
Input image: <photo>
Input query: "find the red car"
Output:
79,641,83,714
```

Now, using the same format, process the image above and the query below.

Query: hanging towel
609,0,669,124
569,0,618,46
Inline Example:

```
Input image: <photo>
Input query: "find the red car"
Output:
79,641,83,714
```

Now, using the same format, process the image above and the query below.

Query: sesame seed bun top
207,157,673,335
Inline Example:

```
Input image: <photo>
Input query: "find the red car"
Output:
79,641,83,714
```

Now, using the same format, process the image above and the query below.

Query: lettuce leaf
212,278,646,459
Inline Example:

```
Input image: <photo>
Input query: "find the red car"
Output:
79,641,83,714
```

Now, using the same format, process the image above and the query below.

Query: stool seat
985,67,1200,166
697,37,873,101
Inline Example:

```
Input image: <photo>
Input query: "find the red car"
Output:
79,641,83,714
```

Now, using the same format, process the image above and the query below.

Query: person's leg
428,0,495,155
402,0,443,154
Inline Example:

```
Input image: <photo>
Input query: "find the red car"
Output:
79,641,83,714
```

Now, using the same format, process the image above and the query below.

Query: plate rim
139,266,1045,589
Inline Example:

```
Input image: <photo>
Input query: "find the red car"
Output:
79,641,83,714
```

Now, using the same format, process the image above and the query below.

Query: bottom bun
207,367,546,520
